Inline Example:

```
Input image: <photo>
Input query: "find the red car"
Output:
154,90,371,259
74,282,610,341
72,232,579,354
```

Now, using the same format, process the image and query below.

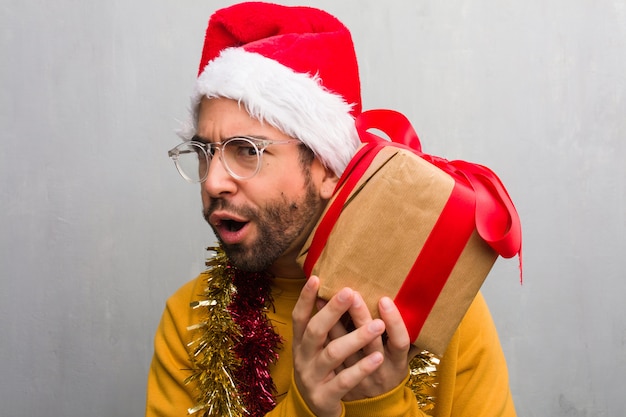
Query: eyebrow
191,134,210,144
191,134,272,144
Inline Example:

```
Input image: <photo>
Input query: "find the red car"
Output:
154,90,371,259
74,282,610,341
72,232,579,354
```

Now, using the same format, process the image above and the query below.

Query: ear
316,160,339,200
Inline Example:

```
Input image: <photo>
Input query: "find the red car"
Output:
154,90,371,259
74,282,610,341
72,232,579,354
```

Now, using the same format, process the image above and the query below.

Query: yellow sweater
146,275,516,416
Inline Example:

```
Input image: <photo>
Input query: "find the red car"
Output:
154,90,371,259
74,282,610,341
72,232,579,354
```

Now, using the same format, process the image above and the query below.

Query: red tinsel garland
186,246,282,417
230,264,283,416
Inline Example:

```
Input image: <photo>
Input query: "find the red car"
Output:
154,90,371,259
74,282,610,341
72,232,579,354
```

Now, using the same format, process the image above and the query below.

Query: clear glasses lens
222,138,261,179
169,138,261,182
170,142,208,182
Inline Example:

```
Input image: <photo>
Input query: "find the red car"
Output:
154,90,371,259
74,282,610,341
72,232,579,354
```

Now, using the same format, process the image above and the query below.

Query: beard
203,180,323,272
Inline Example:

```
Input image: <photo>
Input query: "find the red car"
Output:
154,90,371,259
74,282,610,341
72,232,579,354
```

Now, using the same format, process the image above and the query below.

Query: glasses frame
168,135,300,182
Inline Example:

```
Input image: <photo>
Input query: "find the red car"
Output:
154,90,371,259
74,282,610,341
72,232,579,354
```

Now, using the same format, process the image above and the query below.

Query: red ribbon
354,109,522,260
394,178,476,341
303,109,522,341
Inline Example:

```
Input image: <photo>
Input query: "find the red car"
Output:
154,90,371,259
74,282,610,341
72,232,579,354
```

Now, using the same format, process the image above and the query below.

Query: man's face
196,97,337,276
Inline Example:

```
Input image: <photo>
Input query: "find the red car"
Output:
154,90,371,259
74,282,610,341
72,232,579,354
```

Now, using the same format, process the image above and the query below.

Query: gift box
297,110,521,356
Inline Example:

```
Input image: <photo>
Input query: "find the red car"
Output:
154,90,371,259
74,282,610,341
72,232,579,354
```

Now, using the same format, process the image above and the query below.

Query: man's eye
241,145,258,156
230,141,259,157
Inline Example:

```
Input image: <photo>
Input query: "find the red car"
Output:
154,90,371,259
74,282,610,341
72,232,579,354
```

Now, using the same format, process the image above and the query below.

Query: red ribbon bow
354,109,522,262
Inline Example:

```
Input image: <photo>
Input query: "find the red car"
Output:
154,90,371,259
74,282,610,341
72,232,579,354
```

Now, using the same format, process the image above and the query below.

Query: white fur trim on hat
178,48,360,177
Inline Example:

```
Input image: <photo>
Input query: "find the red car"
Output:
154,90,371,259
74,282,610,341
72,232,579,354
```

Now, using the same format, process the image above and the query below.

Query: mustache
203,198,258,224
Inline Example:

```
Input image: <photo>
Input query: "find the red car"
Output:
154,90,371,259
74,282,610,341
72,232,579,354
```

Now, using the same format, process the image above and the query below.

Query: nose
202,152,237,197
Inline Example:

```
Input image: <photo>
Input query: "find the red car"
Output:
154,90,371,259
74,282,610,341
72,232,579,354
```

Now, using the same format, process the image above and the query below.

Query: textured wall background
1,1,624,416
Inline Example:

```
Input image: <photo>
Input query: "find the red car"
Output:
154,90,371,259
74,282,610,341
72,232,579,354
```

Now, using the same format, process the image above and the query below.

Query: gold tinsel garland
185,248,246,416
408,351,440,412
186,246,439,415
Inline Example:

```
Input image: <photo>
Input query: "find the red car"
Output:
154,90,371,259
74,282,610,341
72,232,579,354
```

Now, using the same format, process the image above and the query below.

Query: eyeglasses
168,136,300,182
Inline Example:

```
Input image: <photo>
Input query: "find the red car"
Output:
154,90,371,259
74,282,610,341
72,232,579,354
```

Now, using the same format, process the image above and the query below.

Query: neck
269,245,306,278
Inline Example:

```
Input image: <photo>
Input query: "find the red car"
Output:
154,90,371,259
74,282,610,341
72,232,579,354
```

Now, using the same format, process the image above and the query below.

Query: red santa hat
179,1,362,176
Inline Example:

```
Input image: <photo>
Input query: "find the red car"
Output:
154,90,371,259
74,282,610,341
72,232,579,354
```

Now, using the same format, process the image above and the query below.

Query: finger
315,297,328,312
321,318,385,370
322,301,346,351
305,287,354,338
378,297,412,362
327,315,348,341
347,292,384,356
292,276,320,345
346,292,371,327
408,344,422,359
297,287,355,361
330,351,384,397
327,316,363,369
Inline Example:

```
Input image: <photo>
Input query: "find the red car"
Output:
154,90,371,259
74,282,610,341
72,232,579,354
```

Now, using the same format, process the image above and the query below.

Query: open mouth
223,219,247,232
208,211,251,244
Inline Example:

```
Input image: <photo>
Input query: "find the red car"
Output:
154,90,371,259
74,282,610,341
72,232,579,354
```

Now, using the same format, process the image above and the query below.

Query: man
146,2,516,417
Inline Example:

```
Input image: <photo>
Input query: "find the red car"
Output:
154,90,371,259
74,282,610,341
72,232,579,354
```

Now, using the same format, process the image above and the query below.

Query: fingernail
369,319,384,333
380,297,393,312
338,288,352,302
306,276,318,289
352,292,362,308
369,352,384,365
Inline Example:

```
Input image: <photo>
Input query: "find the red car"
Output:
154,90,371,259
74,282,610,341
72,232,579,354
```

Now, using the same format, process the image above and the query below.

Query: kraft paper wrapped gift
297,109,521,357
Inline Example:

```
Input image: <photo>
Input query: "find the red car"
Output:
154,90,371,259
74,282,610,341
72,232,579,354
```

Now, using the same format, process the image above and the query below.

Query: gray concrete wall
1,1,624,416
